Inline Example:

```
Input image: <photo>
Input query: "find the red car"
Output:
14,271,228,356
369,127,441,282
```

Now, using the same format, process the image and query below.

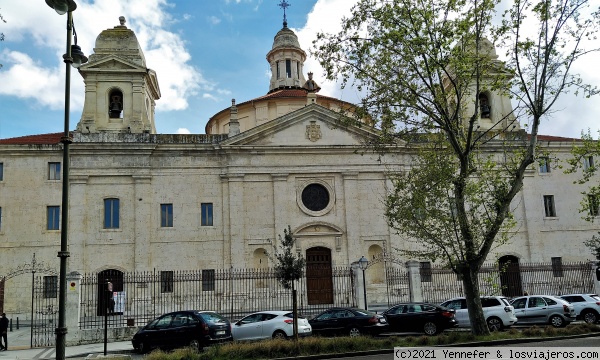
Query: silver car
231,311,312,341
560,294,600,324
509,295,576,327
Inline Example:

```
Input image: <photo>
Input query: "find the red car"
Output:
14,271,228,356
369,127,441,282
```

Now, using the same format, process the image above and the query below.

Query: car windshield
198,312,227,323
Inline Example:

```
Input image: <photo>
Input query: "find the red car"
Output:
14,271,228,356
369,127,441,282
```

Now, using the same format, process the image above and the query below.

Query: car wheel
272,330,287,340
189,339,201,352
423,322,438,336
582,310,599,324
486,317,503,332
137,342,148,354
549,315,565,328
348,326,361,337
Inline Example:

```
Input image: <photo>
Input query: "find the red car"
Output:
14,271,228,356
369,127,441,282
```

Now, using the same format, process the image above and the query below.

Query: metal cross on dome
278,0,291,27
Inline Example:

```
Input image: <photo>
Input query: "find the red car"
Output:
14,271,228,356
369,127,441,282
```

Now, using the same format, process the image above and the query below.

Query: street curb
67,348,137,359
274,332,600,360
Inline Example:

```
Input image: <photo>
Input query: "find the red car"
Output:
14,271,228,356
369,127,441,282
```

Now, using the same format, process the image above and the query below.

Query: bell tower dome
76,16,160,134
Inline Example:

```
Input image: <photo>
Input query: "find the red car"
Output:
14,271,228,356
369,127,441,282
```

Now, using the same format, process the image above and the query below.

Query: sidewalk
0,326,135,360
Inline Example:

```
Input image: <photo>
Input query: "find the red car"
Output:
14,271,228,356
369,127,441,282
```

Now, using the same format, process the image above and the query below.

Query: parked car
439,296,517,331
231,310,312,340
132,310,232,353
509,295,576,327
308,307,388,337
560,294,600,324
382,302,457,335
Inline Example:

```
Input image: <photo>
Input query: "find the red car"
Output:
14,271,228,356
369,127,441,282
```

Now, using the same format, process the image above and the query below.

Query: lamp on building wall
358,256,368,310
44,1,88,359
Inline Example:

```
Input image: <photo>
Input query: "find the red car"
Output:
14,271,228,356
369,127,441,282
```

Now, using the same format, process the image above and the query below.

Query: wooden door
306,247,333,305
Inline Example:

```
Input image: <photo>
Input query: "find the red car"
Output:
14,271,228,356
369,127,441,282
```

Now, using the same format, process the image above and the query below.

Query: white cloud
0,0,207,114
208,16,221,25
176,128,191,134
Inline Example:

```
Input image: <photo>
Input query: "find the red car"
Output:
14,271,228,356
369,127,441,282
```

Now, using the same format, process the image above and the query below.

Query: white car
560,294,600,324
231,311,312,341
440,296,517,331
510,295,576,327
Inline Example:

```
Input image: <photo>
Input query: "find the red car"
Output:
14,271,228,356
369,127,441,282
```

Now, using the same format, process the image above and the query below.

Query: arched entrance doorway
96,269,124,316
306,247,333,305
499,255,523,297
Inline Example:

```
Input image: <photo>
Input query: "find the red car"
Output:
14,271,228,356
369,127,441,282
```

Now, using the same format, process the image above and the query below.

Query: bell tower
76,17,160,134
266,1,307,92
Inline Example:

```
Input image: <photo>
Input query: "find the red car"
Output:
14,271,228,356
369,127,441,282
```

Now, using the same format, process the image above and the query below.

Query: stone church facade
0,19,598,317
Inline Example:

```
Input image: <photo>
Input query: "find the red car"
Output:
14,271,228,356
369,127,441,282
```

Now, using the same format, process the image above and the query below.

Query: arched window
479,93,491,118
109,90,123,118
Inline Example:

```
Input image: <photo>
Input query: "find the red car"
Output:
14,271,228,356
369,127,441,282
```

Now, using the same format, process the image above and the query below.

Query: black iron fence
79,266,355,329
421,261,595,304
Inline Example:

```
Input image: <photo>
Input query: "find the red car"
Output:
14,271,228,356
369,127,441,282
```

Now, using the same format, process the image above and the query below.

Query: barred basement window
161,271,174,293
420,261,432,282
551,257,563,277
202,269,215,291
44,276,58,298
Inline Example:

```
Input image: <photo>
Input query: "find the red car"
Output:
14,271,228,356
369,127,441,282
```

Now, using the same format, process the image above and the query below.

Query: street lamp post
44,1,87,359
358,256,368,310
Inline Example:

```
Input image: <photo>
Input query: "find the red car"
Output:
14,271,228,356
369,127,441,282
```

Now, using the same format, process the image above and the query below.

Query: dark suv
132,310,232,353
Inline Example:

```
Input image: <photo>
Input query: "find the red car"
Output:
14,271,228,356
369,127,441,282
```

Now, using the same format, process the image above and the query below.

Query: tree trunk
292,283,299,341
462,266,490,336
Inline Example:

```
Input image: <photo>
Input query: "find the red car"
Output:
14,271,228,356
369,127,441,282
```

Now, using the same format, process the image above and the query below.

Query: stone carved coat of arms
306,120,322,142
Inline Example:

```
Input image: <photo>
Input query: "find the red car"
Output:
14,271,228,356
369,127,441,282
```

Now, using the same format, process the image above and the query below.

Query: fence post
65,271,82,346
405,261,423,302
592,262,600,296
351,262,364,309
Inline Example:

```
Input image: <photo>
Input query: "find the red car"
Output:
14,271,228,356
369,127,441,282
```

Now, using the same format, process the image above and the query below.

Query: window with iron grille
551,257,563,277
543,195,556,217
420,261,432,282
202,269,215,291
48,162,61,180
161,271,174,293
0,162,3,181
47,206,60,230
44,276,58,298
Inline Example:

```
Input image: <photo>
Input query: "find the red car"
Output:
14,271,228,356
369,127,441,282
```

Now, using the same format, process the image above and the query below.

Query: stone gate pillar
593,262,600,296
406,261,423,302
65,271,82,345
351,262,364,309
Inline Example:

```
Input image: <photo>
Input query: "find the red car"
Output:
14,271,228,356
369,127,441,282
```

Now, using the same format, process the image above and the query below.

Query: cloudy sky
0,0,598,139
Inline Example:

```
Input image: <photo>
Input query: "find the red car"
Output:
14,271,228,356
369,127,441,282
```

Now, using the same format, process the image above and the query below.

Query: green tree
273,225,305,340
314,0,599,336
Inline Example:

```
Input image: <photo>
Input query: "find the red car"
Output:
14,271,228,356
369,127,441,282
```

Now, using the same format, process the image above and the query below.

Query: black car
382,302,457,335
132,310,232,353
308,307,388,337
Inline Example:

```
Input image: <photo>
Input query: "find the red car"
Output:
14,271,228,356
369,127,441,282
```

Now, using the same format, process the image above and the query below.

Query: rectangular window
285,59,291,78
539,157,551,173
296,62,300,79
0,207,2,230
48,162,61,180
0,162,3,181
104,198,120,229
551,257,564,277
202,269,215,291
161,204,173,227
589,195,600,216
201,203,213,226
47,206,60,230
543,195,556,217
44,276,58,298
161,271,174,293
419,261,432,282
584,156,595,170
